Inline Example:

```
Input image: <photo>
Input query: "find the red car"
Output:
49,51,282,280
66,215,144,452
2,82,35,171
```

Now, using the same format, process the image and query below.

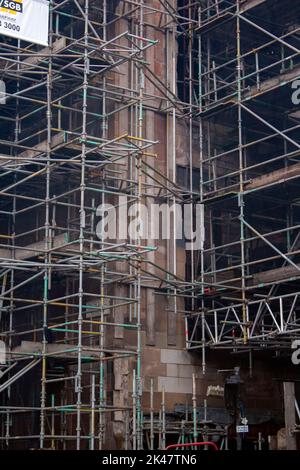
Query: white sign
0,340,6,364
0,0,49,46
0,79,6,104
236,425,249,433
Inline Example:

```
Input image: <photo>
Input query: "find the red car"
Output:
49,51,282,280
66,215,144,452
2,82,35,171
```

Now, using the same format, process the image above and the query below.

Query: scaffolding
0,0,206,450
185,0,300,372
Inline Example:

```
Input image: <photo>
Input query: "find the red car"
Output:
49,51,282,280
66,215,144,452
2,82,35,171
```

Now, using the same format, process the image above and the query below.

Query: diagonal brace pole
240,217,300,273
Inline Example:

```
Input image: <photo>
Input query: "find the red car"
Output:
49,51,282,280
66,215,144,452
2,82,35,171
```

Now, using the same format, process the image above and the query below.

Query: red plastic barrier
165,441,219,451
